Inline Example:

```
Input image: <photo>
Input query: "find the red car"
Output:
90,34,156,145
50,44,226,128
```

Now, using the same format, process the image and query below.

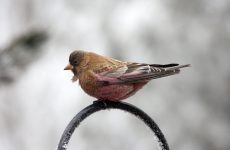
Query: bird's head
64,50,85,81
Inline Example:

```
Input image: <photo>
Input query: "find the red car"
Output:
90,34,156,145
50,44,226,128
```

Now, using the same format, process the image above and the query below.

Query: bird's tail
163,64,190,71
148,63,190,79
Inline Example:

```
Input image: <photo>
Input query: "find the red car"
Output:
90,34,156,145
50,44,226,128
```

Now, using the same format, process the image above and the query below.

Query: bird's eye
74,60,78,65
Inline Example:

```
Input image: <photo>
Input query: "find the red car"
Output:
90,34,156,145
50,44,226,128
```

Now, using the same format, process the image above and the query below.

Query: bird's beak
64,64,73,70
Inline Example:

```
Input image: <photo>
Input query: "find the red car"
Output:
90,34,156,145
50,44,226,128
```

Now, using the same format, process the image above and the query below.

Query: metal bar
57,100,169,150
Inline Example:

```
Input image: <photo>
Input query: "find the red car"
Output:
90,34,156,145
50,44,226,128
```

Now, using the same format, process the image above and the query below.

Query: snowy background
0,0,230,150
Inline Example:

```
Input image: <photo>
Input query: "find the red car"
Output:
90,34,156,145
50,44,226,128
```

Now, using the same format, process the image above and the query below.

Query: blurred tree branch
0,30,48,84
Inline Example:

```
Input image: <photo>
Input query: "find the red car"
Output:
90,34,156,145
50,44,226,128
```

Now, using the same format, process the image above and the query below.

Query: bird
64,50,190,101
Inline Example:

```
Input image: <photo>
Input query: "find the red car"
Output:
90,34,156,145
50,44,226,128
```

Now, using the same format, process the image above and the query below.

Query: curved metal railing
57,100,170,150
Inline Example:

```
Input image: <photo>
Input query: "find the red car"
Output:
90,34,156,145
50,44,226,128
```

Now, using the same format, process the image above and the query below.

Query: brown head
64,50,86,81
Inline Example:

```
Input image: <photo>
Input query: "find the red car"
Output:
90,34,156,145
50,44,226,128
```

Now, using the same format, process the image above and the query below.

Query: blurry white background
0,0,230,150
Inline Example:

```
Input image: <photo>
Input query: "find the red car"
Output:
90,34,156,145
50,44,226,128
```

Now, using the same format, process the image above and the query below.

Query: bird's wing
95,63,190,85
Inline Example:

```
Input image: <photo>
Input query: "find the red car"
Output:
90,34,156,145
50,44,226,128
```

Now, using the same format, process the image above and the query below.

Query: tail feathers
147,64,190,80
164,64,191,71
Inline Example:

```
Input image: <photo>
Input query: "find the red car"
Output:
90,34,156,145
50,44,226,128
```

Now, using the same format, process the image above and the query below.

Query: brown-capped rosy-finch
64,50,190,101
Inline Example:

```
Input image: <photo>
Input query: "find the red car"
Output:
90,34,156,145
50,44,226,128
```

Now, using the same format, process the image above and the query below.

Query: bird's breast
78,73,132,100
79,71,97,94
94,84,134,101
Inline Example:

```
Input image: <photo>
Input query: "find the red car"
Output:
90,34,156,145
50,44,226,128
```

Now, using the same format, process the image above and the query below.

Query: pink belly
93,84,133,101
93,82,147,101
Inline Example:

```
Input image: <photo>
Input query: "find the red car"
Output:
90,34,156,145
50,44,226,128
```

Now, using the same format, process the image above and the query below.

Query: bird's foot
93,99,108,108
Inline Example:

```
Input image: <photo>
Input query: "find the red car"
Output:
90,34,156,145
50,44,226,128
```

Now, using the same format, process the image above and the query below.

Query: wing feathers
97,63,190,85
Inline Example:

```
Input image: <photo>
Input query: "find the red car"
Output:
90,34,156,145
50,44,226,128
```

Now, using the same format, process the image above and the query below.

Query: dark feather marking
150,63,179,68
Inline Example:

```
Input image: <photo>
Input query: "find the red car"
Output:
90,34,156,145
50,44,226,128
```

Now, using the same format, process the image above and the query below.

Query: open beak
64,64,73,70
